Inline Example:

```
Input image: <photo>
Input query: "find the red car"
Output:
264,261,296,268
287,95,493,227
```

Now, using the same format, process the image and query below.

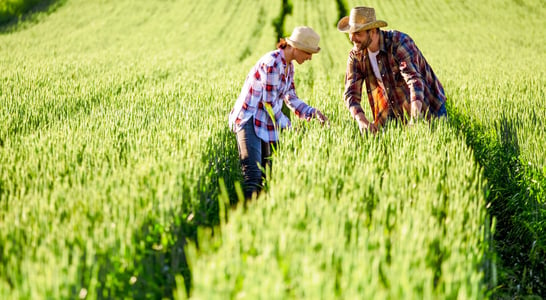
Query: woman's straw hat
337,7,387,33
286,26,321,54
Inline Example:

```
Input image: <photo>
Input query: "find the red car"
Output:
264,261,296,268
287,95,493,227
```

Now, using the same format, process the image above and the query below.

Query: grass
1,0,544,299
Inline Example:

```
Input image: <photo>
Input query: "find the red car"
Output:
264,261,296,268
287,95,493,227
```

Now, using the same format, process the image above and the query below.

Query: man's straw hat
286,26,321,54
337,7,387,33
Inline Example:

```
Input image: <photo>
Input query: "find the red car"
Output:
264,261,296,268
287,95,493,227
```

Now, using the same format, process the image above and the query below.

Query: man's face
349,30,371,51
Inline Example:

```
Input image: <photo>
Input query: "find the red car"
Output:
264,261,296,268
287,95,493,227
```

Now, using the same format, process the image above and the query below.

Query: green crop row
0,0,62,28
184,0,545,298
1,0,544,299
0,0,40,23
186,92,489,299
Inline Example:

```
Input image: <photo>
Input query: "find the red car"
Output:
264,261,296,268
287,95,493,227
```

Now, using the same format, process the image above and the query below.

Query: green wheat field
1,0,544,299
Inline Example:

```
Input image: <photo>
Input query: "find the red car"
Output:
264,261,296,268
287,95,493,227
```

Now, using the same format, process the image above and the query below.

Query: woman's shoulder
258,49,283,66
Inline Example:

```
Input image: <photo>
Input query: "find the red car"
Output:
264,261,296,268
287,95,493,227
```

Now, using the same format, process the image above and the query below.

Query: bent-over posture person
338,6,447,134
229,26,329,200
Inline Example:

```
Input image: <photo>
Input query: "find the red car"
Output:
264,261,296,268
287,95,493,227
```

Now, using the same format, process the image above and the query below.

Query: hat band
286,38,320,53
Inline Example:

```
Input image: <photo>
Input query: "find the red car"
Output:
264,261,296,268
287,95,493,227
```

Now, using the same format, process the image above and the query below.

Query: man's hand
408,100,424,127
410,100,423,119
355,112,378,135
358,119,378,134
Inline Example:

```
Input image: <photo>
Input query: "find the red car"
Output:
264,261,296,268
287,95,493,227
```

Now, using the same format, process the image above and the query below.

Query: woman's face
294,48,313,64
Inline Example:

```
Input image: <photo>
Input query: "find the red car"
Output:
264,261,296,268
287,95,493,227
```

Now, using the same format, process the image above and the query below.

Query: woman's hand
315,110,330,127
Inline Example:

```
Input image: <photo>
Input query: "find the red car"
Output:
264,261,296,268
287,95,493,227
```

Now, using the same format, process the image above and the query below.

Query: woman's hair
277,38,288,49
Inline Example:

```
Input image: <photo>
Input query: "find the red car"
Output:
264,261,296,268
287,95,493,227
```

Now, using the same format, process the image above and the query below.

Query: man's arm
395,33,425,119
344,53,377,133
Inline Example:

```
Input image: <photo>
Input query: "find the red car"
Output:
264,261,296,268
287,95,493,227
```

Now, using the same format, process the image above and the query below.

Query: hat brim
286,38,320,54
337,16,388,33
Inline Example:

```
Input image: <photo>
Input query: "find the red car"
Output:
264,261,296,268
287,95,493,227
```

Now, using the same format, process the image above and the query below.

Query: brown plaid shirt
344,30,446,125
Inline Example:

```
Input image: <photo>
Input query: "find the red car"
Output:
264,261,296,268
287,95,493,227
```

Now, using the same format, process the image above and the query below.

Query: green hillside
1,0,544,299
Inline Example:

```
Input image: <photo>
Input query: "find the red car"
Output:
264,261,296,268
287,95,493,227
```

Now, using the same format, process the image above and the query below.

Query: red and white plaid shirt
229,49,316,142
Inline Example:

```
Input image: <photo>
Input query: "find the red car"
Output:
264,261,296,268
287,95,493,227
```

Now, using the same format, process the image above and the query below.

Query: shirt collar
279,49,292,75
279,49,286,64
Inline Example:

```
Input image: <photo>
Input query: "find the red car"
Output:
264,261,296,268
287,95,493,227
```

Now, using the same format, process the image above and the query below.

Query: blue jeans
436,101,447,117
236,119,276,200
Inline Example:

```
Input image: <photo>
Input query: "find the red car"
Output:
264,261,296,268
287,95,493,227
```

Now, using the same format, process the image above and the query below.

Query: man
337,6,446,134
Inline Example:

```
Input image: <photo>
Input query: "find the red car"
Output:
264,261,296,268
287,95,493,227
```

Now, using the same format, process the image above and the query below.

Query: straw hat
286,26,321,54
337,7,387,33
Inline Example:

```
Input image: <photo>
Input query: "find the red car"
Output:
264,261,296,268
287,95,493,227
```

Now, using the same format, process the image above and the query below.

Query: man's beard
354,34,372,51
361,34,372,50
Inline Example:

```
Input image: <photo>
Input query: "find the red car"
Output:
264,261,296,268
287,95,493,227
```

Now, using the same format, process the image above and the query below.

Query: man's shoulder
381,30,416,52
383,30,411,42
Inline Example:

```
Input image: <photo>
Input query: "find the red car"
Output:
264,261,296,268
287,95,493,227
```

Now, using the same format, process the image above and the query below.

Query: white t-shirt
367,49,382,82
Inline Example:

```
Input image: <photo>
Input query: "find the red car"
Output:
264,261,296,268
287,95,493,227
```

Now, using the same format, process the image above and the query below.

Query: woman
229,26,329,200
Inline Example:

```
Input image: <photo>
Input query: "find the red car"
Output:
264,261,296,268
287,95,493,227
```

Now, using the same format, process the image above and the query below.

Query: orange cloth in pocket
372,83,390,126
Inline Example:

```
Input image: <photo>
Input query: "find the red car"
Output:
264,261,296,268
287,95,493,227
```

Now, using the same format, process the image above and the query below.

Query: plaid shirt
229,49,316,142
344,30,446,125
